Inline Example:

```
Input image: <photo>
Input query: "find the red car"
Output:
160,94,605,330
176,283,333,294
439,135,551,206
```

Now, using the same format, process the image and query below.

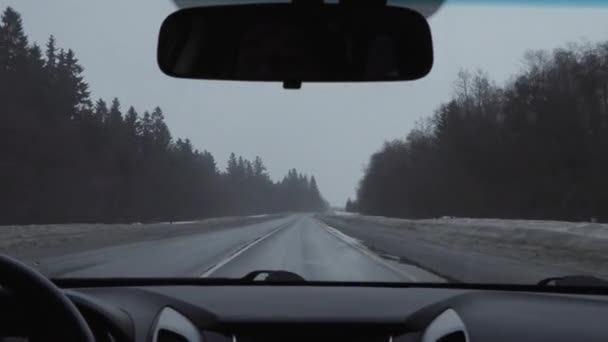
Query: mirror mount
284,0,390,89
283,80,302,90
283,0,325,88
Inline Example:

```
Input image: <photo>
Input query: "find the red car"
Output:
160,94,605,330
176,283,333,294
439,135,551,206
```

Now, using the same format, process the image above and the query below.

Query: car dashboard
3,283,608,342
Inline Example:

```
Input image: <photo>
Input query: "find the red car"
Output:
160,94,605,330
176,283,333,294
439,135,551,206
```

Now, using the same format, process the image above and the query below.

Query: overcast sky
3,0,608,206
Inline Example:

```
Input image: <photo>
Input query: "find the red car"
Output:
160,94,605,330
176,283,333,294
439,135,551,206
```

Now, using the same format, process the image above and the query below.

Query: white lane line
318,221,419,281
200,223,290,278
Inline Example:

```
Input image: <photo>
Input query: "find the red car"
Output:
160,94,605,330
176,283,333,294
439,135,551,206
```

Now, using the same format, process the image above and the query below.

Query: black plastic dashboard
5,284,608,342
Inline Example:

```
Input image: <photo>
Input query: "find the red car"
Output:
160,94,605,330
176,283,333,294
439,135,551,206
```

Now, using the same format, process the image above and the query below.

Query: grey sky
3,0,608,206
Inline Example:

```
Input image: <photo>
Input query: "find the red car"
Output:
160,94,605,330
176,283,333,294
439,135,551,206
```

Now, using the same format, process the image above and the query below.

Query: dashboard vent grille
157,329,189,342
436,331,466,342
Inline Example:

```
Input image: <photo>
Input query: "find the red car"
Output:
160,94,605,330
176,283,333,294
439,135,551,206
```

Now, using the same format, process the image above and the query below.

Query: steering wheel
0,254,95,341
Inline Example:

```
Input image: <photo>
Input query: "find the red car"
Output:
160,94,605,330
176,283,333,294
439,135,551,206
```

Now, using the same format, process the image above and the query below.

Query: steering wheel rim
0,254,95,342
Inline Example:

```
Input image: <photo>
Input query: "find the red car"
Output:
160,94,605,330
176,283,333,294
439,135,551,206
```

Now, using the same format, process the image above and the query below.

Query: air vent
421,309,468,342
436,331,466,342
158,329,189,342
153,307,202,342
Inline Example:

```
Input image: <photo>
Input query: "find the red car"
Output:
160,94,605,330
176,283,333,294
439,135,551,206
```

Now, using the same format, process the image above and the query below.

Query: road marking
200,222,291,277
318,221,420,281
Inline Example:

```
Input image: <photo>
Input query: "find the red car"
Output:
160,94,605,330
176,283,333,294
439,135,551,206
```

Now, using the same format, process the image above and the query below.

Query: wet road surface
42,214,440,282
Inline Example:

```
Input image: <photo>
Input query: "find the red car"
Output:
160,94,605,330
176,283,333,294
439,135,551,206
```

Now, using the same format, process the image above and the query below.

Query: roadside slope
319,214,608,283
0,215,283,261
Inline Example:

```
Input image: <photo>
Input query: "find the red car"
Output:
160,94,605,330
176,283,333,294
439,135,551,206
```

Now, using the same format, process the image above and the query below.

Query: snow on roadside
247,214,271,218
332,210,358,216
359,215,608,240
322,223,363,245
322,214,608,277
0,215,280,260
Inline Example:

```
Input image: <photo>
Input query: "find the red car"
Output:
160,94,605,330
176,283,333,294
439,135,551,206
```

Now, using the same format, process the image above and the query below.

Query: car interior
4,254,608,342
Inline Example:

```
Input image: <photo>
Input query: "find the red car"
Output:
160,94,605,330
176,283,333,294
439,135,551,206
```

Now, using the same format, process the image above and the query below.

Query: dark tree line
353,41,608,222
0,7,327,224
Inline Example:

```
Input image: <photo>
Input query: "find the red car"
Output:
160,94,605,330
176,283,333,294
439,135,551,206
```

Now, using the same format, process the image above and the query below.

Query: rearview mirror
158,3,433,88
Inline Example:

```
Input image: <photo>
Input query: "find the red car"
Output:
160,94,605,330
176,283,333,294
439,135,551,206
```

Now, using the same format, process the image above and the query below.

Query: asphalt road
40,214,440,282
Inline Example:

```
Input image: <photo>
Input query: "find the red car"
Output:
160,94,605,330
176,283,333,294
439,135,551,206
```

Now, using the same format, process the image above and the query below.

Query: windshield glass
2,0,608,284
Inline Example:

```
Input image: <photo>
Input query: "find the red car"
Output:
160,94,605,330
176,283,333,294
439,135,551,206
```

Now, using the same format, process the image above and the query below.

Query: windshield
1,0,608,284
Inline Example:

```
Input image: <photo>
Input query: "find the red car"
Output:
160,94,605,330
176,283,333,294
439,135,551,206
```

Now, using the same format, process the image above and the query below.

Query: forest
0,7,327,224
350,41,608,222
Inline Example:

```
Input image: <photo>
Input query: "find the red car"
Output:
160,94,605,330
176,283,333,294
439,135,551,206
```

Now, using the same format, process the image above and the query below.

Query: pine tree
309,176,321,204
108,98,122,127
64,49,91,112
253,156,267,178
345,198,353,212
227,152,238,176
0,7,28,71
45,35,56,70
237,157,245,178
27,43,44,70
139,110,152,138
150,106,171,150
124,106,139,137
94,98,109,122
245,160,254,179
